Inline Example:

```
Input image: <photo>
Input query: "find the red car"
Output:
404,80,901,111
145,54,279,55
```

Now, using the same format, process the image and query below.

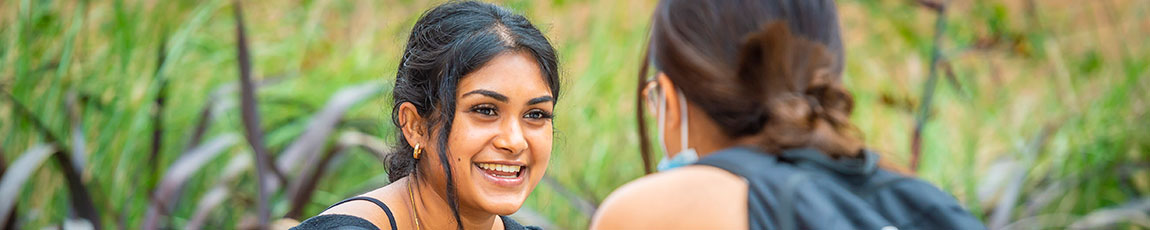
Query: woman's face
426,51,555,215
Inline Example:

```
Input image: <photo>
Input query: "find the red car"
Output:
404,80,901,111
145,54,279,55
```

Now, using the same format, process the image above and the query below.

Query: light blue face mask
656,89,698,171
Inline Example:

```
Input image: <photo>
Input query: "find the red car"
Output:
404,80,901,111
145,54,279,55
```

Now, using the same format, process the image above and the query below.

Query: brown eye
471,104,498,116
524,109,553,120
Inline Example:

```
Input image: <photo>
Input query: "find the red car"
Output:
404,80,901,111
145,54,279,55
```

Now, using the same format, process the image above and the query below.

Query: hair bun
734,22,861,156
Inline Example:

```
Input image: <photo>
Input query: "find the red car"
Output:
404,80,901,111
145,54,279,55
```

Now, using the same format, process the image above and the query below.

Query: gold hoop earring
413,143,422,159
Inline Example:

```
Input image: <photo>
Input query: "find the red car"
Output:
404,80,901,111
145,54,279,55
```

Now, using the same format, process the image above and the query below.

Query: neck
409,177,500,230
684,105,738,158
692,135,736,158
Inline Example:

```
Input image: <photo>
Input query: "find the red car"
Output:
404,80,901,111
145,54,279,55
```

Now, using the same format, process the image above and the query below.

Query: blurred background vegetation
2,0,1148,229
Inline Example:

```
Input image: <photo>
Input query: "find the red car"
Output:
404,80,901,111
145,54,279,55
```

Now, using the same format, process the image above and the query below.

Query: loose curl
736,22,863,157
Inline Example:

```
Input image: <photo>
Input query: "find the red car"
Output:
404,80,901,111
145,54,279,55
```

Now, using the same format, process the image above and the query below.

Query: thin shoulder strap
326,196,398,230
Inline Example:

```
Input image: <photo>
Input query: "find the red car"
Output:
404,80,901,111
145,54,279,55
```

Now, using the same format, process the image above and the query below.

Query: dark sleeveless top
291,196,541,230
693,146,984,230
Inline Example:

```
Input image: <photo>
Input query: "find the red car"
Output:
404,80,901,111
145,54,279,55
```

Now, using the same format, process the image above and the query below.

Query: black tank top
291,196,542,230
292,196,396,230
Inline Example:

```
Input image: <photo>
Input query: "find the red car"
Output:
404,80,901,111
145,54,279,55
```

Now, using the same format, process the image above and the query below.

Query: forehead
457,51,551,98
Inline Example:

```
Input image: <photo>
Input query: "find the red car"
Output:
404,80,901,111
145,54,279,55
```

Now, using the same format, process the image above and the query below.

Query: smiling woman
291,1,559,230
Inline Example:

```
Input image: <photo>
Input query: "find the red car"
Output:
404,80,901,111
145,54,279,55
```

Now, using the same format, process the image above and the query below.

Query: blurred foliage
1,0,1148,229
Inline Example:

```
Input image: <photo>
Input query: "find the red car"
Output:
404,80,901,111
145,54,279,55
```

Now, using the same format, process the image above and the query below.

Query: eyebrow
528,96,554,106
462,89,509,102
462,89,554,106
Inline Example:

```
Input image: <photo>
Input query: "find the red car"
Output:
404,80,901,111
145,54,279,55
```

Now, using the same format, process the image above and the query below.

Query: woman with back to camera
591,0,985,229
292,1,558,230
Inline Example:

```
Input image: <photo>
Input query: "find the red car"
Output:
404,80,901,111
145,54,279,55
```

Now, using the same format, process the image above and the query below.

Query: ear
397,102,428,149
656,73,685,147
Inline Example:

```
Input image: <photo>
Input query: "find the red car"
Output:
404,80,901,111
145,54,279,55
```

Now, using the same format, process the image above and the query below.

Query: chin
469,161,539,216
477,195,528,215
488,204,523,216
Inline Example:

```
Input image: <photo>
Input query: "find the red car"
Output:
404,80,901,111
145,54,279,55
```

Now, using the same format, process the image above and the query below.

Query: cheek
447,117,497,164
416,142,449,191
527,125,553,169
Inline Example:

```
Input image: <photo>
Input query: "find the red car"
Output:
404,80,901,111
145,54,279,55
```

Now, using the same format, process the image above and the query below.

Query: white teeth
478,163,521,173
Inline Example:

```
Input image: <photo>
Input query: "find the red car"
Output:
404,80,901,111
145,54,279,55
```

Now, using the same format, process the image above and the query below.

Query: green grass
2,0,1148,229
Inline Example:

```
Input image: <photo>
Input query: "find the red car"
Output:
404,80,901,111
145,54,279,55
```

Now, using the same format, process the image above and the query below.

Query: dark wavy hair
637,0,862,173
385,1,560,228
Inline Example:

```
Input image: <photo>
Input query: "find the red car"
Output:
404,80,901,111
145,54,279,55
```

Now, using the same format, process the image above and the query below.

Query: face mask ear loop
657,85,669,155
678,90,689,151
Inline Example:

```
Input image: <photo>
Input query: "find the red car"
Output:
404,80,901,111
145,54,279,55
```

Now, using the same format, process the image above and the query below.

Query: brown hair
637,0,864,173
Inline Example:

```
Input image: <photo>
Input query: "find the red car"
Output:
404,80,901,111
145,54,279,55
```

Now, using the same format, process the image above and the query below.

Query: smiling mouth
475,162,528,187
476,163,524,178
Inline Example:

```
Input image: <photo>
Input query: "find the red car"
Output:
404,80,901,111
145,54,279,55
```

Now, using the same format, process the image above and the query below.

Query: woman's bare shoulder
590,165,748,229
318,183,406,230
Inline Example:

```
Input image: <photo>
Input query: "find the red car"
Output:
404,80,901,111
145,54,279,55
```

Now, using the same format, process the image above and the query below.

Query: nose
492,117,529,155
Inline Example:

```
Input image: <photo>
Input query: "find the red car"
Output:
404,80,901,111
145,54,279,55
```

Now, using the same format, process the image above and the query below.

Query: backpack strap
776,172,808,230
695,146,806,230
858,172,914,198
693,146,775,179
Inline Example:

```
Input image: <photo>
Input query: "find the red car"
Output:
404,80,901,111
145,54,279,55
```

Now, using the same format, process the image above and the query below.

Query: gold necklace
408,181,422,230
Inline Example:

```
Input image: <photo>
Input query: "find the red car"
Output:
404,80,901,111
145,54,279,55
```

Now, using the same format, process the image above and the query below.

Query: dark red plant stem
285,145,344,219
2,89,101,229
911,1,948,172
148,36,168,197
233,0,271,227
